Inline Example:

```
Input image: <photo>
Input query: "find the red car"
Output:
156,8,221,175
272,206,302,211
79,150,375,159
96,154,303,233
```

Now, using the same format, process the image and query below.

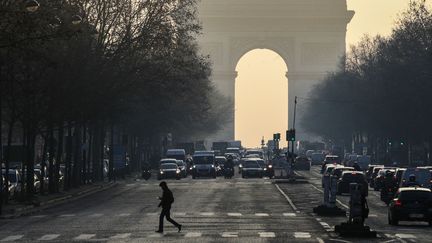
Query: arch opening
235,49,288,148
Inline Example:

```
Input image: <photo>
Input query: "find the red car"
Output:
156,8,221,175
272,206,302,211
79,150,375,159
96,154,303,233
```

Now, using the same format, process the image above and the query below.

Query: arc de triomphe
197,0,354,142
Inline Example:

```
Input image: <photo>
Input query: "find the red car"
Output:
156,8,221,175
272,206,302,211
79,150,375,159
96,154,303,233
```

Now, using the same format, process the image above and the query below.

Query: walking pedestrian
156,181,182,233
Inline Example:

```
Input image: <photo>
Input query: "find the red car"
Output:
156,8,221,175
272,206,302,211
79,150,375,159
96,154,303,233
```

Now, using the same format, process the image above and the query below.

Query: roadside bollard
335,183,376,237
313,175,345,216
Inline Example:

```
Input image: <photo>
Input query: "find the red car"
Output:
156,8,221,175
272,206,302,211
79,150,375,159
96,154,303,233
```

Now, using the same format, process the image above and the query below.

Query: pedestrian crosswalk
126,180,274,187
29,211,299,219
0,231,317,241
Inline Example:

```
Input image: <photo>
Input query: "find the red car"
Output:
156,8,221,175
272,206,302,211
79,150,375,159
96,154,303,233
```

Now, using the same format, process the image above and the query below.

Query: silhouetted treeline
302,1,432,163
0,0,231,202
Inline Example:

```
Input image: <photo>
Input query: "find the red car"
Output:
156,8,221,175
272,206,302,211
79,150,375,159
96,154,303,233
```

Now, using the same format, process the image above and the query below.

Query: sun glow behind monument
235,49,288,148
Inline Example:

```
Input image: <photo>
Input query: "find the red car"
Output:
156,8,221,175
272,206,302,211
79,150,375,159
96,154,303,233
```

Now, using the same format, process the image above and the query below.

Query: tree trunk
64,122,72,191
55,124,64,193
4,119,16,204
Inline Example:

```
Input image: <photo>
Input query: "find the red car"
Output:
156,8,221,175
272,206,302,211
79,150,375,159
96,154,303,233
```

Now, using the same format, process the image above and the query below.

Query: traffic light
286,129,295,142
273,133,281,141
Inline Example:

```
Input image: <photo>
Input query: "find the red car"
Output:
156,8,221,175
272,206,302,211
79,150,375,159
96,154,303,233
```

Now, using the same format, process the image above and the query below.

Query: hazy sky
235,0,416,148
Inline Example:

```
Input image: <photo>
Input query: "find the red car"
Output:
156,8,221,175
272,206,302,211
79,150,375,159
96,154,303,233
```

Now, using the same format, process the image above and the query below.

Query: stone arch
197,0,354,142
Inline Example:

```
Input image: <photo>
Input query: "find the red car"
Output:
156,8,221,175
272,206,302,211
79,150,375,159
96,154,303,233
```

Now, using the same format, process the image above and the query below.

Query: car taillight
394,199,402,207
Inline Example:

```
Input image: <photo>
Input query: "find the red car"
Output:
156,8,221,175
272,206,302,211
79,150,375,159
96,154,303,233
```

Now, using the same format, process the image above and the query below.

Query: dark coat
159,189,174,209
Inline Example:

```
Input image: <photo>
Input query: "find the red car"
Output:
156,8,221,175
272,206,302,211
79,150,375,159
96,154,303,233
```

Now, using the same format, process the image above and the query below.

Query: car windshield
161,164,177,169
244,161,259,168
160,159,177,164
256,160,266,167
402,169,431,185
193,156,214,164
400,191,432,201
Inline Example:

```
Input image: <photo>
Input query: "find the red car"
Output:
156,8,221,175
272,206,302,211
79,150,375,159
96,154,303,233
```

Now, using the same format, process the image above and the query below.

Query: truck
212,142,229,155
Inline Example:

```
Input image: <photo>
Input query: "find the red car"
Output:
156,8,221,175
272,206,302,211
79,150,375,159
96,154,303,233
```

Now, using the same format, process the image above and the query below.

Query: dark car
242,160,264,178
337,171,368,196
366,165,384,183
369,166,384,188
388,187,432,226
157,163,181,180
295,156,311,170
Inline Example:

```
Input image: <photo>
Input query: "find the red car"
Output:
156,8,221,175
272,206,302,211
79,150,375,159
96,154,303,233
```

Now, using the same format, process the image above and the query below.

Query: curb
0,182,118,219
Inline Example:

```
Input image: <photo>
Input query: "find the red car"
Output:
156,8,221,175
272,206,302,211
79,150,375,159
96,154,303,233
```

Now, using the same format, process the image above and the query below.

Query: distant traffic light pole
291,96,297,162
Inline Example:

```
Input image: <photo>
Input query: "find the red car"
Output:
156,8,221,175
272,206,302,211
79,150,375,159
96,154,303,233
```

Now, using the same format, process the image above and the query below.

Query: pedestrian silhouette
156,181,182,233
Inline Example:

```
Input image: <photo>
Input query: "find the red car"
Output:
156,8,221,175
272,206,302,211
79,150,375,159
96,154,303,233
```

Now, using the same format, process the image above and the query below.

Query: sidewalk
0,181,118,219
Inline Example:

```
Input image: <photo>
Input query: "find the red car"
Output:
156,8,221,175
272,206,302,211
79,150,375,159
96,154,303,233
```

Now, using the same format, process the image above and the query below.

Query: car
2,169,22,199
157,163,181,180
321,164,338,187
159,158,178,165
369,166,384,188
305,150,315,158
332,166,355,179
393,168,407,190
166,149,186,162
321,155,341,173
244,149,264,159
400,167,432,188
337,171,368,196
310,153,325,165
366,165,384,183
295,156,311,170
388,187,432,226
192,152,216,179
175,160,187,178
241,160,264,178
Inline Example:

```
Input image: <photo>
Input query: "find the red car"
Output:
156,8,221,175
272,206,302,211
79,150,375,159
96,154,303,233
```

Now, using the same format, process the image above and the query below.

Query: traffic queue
147,148,275,181
318,153,432,226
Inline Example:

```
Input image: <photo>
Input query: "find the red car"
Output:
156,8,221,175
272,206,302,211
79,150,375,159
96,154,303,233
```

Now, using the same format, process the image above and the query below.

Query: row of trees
302,1,432,163
0,0,231,205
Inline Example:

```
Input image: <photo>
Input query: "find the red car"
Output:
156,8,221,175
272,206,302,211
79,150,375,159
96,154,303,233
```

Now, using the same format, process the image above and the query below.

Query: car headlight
193,165,196,169
239,164,243,168
264,168,267,171
160,171,164,174
176,169,180,174
268,165,272,168
211,164,215,168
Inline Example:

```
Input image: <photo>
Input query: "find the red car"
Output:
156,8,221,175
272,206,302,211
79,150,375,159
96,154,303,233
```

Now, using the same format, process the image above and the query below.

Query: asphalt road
0,166,431,242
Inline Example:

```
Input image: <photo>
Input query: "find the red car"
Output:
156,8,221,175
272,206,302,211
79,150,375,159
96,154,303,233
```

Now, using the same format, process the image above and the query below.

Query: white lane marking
118,213,131,217
38,234,60,241
146,213,158,216
148,233,163,238
89,213,103,218
369,214,378,217
275,184,298,211
259,232,275,238
59,214,75,217
310,184,349,209
126,184,135,186
264,181,272,184
227,213,242,216
283,213,296,217
255,213,269,217
74,234,96,240
319,222,331,229
185,232,202,237
395,234,417,239
294,232,311,238
31,215,47,218
316,237,325,243
110,233,131,239
200,212,215,216
222,232,238,238
173,212,186,216
1,235,24,242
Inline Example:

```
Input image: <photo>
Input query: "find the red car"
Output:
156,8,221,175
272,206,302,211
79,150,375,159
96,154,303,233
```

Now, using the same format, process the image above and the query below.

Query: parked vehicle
192,151,216,179
2,169,22,199
241,160,264,178
369,166,384,188
388,187,432,226
322,164,338,187
157,163,181,180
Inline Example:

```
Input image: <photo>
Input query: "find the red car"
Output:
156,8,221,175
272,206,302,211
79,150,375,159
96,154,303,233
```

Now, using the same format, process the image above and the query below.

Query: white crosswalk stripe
38,234,60,241
222,232,238,238
283,213,296,217
173,212,186,216
255,213,269,217
59,214,75,217
185,232,202,237
294,232,311,238
227,213,242,216
110,233,131,239
259,232,275,238
74,234,96,240
118,213,131,217
1,235,24,242
146,213,158,216
395,234,417,239
200,212,215,216
31,215,47,218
